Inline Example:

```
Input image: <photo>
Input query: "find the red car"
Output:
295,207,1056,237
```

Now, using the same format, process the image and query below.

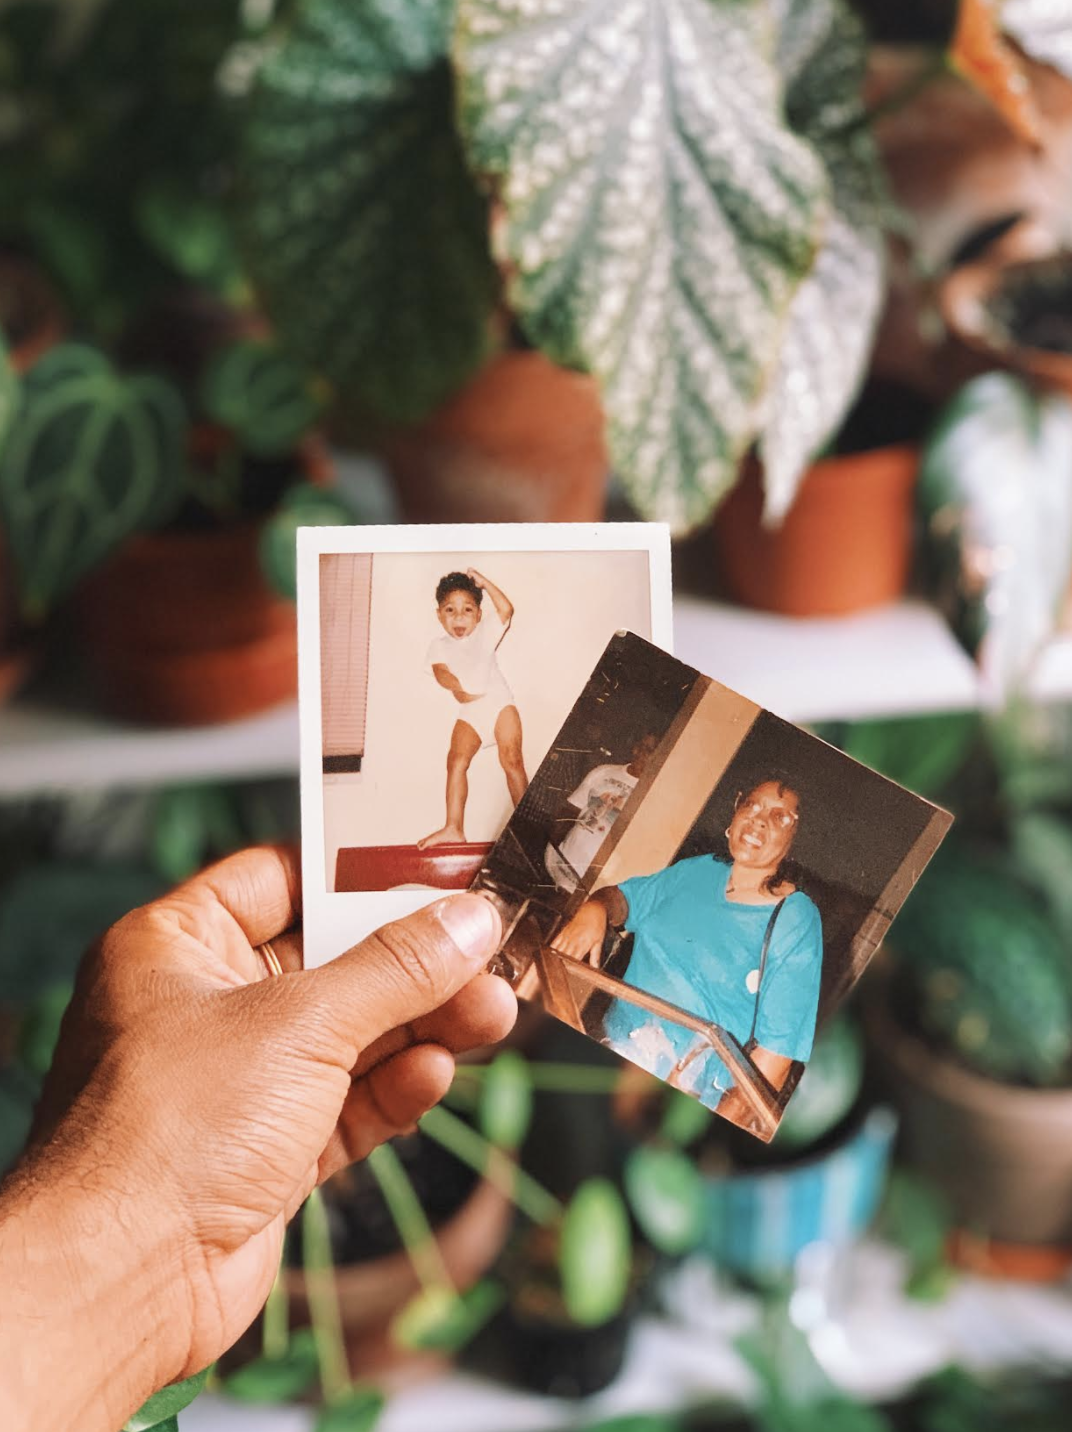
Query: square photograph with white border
298,525,672,966
472,632,953,1142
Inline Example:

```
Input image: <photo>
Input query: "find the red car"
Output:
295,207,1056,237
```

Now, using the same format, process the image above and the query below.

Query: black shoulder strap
749,897,787,1048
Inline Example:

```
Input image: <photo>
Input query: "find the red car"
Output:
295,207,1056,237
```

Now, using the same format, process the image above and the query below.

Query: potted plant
0,334,354,725
238,0,891,535
840,705,1072,1277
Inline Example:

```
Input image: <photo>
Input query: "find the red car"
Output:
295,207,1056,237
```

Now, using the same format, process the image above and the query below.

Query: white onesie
425,604,514,748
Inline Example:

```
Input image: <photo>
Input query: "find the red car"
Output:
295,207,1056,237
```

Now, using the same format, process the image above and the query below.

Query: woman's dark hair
733,776,803,895
435,571,483,606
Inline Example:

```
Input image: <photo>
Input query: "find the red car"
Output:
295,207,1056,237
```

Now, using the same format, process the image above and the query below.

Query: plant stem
261,1257,289,1362
841,52,949,137
366,1143,455,1292
420,1105,564,1227
302,1188,352,1406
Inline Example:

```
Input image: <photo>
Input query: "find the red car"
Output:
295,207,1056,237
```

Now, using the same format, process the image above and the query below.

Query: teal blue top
601,857,823,1107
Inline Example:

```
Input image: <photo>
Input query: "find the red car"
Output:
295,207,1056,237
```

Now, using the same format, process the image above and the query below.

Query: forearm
481,580,513,626
0,1151,188,1432
590,885,628,928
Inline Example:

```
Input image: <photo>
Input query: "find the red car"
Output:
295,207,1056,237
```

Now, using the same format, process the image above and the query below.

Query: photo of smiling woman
552,776,823,1124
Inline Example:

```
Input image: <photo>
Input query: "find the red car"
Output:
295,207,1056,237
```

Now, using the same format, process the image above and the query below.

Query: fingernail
433,893,502,961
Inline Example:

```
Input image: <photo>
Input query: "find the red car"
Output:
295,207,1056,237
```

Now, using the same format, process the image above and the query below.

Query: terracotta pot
941,231,1072,402
283,1177,512,1380
711,447,918,617
80,519,298,726
0,253,68,374
867,980,1072,1269
866,47,1072,401
383,352,608,523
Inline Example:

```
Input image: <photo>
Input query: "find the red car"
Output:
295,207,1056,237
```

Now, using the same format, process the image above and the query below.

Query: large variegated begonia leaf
1003,0,1072,79
455,0,830,531
241,0,498,424
757,0,886,523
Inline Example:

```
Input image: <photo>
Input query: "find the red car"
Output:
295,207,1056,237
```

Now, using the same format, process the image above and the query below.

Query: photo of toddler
418,567,529,849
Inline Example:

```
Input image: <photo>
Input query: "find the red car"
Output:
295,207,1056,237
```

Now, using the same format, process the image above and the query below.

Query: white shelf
674,595,984,724
0,696,299,796
2,598,1071,797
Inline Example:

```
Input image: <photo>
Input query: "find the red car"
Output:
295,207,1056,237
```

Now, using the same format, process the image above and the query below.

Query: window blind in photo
320,553,373,772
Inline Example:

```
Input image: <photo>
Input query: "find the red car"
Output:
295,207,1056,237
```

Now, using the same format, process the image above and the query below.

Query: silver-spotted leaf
455,0,830,531
758,0,886,522
241,0,498,424
0,343,186,621
917,371,1072,699
1004,0,1072,79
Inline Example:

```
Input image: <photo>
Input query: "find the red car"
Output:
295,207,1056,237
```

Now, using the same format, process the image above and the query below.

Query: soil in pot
460,1224,641,1399
383,351,608,524
712,381,932,618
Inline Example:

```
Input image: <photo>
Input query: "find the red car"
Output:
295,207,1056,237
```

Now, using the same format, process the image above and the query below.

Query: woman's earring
725,827,732,838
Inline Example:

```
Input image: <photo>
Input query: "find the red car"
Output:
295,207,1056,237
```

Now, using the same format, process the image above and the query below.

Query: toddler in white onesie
417,569,528,849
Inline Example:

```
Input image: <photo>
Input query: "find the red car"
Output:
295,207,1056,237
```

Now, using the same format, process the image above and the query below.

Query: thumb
300,893,503,1052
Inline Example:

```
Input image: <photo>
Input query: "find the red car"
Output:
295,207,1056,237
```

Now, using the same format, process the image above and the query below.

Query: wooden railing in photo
533,944,782,1142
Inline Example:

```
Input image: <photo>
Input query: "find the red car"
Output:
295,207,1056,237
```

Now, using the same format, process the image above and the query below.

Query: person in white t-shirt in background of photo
418,568,528,850
544,732,660,893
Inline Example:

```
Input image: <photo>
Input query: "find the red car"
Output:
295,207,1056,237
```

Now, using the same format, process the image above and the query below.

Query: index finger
174,845,302,947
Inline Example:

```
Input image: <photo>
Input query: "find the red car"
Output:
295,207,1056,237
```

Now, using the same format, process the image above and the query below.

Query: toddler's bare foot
417,825,466,850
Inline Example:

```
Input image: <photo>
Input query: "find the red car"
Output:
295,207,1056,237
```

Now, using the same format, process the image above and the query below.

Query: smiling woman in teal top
552,779,823,1124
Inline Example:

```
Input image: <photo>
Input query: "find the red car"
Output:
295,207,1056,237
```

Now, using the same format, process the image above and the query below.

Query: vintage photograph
473,633,953,1141
298,525,673,966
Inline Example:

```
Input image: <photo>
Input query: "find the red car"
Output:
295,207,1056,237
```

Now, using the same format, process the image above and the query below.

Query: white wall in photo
322,548,654,885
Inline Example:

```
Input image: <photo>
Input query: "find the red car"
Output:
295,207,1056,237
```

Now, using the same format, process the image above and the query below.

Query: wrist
0,1144,191,1432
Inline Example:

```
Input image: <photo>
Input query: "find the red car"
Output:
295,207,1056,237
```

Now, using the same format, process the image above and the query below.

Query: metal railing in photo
533,944,781,1142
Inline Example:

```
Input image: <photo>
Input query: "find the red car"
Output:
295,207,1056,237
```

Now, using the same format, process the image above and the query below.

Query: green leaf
1010,810,1072,944
123,1366,210,1430
559,1177,632,1327
839,712,978,798
150,785,246,884
223,1329,320,1403
774,1015,863,1150
314,1387,386,1432
136,180,243,293
199,339,323,458
623,1144,705,1256
455,0,828,531
0,339,17,452
582,1420,683,1432
0,1065,37,1177
917,372,1072,699
659,1087,714,1147
241,0,497,424
878,1170,953,1300
0,862,165,1002
17,981,73,1080
757,0,886,521
0,343,187,621
259,481,359,600
477,1050,533,1150
392,1278,504,1352
1003,1,1072,80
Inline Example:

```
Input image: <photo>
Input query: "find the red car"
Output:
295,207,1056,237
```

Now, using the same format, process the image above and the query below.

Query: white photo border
297,522,674,967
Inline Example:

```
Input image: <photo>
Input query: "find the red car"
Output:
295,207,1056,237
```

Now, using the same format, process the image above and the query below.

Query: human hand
453,688,481,703
551,900,609,966
6,848,514,1431
465,567,486,588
